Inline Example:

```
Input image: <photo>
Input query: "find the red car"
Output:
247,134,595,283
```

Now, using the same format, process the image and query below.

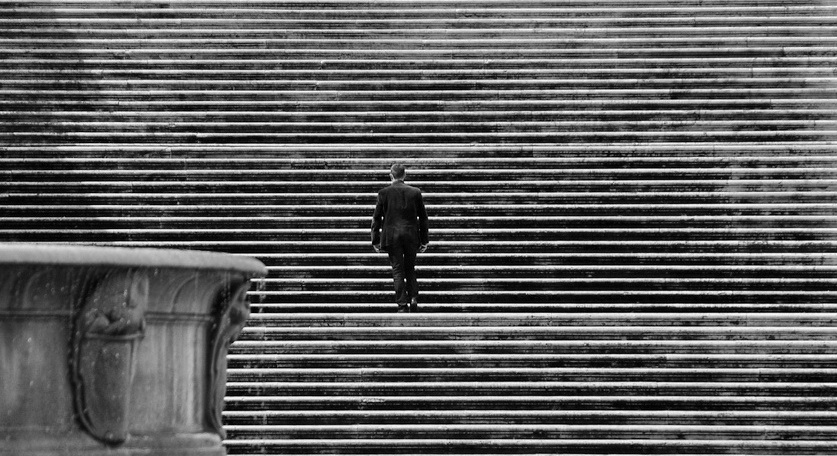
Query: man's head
390,163,406,181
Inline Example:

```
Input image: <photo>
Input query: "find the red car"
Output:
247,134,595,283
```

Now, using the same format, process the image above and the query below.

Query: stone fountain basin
0,243,267,456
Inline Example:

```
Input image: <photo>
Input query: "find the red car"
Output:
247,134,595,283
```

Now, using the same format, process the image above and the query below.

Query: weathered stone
0,243,266,456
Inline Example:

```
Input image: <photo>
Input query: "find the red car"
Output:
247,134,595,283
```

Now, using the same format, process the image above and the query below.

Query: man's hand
419,244,429,253
373,244,382,253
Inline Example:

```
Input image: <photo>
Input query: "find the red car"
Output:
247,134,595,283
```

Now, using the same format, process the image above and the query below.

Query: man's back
371,181,429,251
371,164,429,311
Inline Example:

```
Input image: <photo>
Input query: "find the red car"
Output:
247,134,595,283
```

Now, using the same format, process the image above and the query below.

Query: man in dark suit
371,164,430,312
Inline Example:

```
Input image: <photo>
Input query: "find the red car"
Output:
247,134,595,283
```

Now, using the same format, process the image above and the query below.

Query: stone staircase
221,311,837,454
2,0,837,454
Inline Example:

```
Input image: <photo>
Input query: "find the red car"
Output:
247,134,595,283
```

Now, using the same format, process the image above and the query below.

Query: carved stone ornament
0,244,266,456
206,280,252,438
71,269,149,445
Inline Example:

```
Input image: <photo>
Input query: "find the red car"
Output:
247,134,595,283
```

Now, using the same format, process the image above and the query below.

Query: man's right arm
416,190,429,250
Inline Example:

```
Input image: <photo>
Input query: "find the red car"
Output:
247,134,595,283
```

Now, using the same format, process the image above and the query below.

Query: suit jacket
371,181,429,251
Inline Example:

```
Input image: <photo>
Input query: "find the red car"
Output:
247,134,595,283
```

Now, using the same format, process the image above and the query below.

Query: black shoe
410,298,418,312
397,304,408,313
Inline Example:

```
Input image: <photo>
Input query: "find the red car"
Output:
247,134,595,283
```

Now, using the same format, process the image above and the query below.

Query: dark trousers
387,243,418,306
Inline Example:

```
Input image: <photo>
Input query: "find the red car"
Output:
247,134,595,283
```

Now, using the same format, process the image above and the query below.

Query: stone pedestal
0,244,267,456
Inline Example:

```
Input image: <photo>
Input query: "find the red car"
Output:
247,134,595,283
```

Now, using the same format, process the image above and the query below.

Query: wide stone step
6,177,837,193
4,87,836,100
224,380,837,396
10,163,836,175
244,290,837,305
222,409,837,426
230,339,837,355
244,312,837,326
5,49,834,61
5,165,834,179
247,249,817,264
0,200,837,215
223,394,837,411
7,245,837,261
221,438,837,455
2,74,835,84
5,142,834,157
226,353,837,369
5,109,834,124
4,191,836,204
3,4,836,20
4,67,837,79
2,131,832,144
246,278,837,294
228,350,837,366
4,8,836,23
4,189,835,202
5,57,837,72
224,423,837,440
245,302,837,314
228,367,837,383
227,380,834,396
40,25,837,38
3,219,835,233
9,26,837,40
261,265,837,279
5,153,837,167
5,206,824,222
250,277,837,292
4,233,835,248
6,211,833,225
236,326,837,341
222,439,837,456
6,39,837,52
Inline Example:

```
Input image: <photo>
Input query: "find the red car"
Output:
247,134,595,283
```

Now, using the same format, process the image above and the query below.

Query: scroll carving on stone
206,279,252,438
71,269,148,445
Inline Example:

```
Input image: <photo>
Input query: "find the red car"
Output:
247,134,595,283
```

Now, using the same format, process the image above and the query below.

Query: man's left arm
371,192,384,252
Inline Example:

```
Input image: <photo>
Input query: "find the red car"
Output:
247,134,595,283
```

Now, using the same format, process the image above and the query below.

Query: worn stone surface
0,244,266,456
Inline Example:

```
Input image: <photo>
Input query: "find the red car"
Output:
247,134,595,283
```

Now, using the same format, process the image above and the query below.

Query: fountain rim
0,243,267,276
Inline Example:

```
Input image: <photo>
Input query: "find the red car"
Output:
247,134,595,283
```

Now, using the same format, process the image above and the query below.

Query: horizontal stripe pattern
2,0,836,454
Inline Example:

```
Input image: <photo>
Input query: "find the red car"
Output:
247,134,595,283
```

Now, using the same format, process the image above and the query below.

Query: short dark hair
390,163,406,180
